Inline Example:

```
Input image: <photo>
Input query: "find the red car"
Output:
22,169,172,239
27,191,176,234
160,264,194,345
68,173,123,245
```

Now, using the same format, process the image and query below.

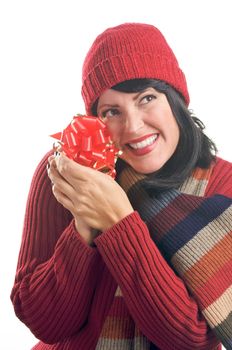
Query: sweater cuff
94,211,142,246
57,219,99,258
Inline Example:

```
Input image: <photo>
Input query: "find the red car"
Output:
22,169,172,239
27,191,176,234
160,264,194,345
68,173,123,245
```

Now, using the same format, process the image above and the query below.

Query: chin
127,162,163,174
121,151,170,174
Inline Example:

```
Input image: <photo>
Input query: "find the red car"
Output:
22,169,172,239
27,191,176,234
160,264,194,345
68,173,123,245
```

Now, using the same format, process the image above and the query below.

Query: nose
122,109,144,134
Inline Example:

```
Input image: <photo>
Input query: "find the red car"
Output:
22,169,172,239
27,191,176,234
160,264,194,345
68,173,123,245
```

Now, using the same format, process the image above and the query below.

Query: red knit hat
82,23,189,114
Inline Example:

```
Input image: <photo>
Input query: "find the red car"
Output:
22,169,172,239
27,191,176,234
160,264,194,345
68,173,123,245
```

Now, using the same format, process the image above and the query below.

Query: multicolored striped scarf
97,162,232,349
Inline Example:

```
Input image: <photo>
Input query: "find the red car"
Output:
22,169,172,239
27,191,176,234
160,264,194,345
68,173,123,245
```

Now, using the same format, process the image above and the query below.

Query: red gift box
50,114,121,178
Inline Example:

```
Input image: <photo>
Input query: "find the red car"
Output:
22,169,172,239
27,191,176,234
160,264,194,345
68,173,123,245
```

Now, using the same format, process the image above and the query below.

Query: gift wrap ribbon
50,115,121,178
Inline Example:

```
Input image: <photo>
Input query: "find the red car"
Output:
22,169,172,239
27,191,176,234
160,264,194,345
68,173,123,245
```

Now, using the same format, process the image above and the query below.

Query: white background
0,0,231,349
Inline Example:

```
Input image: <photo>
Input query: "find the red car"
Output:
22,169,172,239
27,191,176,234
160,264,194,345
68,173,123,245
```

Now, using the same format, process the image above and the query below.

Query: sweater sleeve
94,190,232,349
10,152,104,344
206,157,232,198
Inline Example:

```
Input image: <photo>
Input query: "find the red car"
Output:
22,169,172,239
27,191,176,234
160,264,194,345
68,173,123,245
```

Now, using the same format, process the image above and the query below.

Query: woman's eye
102,108,120,119
140,94,156,104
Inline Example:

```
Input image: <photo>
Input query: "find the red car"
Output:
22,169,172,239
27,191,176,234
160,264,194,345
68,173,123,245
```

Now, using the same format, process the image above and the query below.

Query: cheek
161,109,179,139
109,128,121,146
171,119,180,144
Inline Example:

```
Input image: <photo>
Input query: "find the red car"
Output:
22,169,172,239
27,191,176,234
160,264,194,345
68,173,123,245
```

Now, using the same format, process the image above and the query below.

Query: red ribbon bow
50,115,121,178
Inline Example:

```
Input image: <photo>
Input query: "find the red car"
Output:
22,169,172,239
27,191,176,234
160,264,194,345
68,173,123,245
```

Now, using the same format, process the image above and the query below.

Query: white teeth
129,135,157,149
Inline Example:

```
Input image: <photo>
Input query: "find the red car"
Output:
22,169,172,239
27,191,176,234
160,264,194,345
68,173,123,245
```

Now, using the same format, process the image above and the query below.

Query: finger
55,154,93,182
52,185,75,212
47,157,57,175
51,170,76,197
48,155,55,164
48,157,71,184
48,160,76,199
47,159,60,181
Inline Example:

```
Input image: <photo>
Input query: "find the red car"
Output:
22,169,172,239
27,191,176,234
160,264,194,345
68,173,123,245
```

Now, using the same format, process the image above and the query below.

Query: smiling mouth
127,134,158,149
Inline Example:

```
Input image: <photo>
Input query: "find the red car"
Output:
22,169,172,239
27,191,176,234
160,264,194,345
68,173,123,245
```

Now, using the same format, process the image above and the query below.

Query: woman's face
97,87,180,174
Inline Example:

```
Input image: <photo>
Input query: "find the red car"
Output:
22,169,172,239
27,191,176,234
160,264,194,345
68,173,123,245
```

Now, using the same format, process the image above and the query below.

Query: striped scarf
96,162,232,350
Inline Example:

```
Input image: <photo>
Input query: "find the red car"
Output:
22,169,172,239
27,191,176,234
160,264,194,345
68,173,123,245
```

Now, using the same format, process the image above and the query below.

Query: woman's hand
74,217,99,246
47,154,134,233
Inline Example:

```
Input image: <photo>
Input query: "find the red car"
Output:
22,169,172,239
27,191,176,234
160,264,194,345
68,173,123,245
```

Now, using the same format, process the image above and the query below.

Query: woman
11,23,232,349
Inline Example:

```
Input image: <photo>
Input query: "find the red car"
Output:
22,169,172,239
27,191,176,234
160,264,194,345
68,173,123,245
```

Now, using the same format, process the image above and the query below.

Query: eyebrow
98,89,153,111
98,103,119,110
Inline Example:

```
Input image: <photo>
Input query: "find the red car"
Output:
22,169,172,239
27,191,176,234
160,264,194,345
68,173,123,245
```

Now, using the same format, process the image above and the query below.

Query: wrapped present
50,114,121,178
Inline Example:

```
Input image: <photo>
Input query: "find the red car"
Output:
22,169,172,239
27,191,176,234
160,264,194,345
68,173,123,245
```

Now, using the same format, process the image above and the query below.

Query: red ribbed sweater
11,155,232,349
